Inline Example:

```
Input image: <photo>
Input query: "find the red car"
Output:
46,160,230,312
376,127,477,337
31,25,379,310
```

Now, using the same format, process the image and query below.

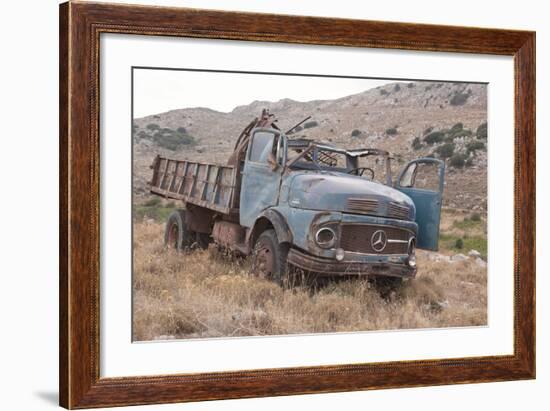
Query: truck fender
247,209,293,249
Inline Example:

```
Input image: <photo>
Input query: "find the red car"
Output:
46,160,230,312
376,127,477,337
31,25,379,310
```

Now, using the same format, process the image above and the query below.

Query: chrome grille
346,198,379,215
388,202,410,220
340,224,410,255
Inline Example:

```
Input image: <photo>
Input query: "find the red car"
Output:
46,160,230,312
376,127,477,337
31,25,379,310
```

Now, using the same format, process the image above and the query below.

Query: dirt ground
132,209,487,341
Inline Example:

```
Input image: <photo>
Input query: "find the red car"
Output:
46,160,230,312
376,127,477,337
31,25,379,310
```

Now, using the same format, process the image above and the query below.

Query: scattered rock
426,252,451,263
468,249,482,258
475,257,487,268
425,299,450,313
451,253,468,262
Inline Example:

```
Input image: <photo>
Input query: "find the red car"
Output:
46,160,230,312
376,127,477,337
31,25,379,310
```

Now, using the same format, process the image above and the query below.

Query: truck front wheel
164,210,193,250
251,229,289,284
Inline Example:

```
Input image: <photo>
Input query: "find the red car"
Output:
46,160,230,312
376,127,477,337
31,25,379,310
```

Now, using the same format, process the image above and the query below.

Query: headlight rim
315,226,337,249
407,237,417,267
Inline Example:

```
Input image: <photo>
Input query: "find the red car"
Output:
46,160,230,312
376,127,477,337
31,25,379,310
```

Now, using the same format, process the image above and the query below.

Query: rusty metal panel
185,205,214,233
149,156,238,215
212,220,245,248
287,248,415,278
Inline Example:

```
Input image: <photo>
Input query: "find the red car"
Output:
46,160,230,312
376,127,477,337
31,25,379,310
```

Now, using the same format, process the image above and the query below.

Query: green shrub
455,238,464,249
450,153,468,168
454,219,476,230
470,212,481,221
465,157,474,167
423,126,433,135
476,122,488,139
423,131,445,145
462,236,487,259
451,122,463,132
176,126,187,134
379,89,389,96
435,143,455,158
444,134,456,143
412,137,423,150
439,234,487,259
151,128,196,151
146,123,160,131
385,127,398,135
450,92,470,106
407,83,415,88
303,121,319,129
134,205,175,222
451,129,473,138
466,141,485,154
394,84,401,92
180,133,196,145
351,129,361,137
143,197,161,207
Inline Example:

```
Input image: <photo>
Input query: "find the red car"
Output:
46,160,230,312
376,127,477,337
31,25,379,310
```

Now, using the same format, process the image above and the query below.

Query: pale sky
133,68,398,118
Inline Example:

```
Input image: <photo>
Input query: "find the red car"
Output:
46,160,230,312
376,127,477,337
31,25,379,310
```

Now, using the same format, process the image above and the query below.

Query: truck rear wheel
164,210,193,250
251,229,289,284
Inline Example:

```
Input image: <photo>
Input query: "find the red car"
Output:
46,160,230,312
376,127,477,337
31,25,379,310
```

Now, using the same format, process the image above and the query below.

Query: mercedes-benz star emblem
371,230,387,252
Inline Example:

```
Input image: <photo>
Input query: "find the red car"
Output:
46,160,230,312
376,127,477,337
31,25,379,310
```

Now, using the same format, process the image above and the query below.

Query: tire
164,210,193,250
251,229,289,284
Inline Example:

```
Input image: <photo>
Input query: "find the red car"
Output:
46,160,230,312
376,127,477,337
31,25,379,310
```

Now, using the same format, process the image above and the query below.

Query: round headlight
315,227,336,248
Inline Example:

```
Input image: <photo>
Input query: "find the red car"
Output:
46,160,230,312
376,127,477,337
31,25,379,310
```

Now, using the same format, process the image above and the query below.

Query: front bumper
287,247,417,278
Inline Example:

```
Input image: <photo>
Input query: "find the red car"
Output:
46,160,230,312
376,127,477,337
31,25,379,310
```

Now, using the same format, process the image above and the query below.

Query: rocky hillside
133,81,487,211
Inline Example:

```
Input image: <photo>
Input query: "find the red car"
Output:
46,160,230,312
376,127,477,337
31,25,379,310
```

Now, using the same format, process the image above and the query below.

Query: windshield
286,138,392,184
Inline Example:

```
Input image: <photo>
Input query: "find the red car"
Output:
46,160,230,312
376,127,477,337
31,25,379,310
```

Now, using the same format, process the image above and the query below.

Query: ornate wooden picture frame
59,1,535,408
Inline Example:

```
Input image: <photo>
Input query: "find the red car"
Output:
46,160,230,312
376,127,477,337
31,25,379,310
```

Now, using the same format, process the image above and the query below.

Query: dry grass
133,216,487,341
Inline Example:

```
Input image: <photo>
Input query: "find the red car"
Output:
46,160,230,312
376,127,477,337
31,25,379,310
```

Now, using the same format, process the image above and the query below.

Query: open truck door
240,128,286,228
395,158,445,251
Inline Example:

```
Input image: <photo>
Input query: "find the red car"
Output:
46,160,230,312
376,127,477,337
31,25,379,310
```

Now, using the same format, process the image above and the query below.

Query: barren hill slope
133,81,488,210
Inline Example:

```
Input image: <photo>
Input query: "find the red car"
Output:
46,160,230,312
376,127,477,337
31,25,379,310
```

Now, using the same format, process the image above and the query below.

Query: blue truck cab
240,127,445,281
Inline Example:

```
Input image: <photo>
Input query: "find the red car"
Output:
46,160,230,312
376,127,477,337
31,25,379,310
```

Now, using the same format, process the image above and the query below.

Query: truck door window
249,131,276,163
399,163,417,188
412,162,440,191
399,162,440,191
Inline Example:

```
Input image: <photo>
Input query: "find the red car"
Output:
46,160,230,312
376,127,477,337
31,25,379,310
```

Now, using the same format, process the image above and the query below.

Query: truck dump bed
149,155,239,215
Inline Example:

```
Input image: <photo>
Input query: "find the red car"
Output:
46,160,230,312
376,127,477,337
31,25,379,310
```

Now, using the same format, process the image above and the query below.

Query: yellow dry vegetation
133,219,487,341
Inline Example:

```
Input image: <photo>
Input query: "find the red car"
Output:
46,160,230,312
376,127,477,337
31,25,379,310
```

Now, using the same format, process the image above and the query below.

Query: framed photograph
59,2,535,408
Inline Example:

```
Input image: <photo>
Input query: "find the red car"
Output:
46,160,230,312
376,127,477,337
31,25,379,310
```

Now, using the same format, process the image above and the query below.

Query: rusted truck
149,110,445,284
